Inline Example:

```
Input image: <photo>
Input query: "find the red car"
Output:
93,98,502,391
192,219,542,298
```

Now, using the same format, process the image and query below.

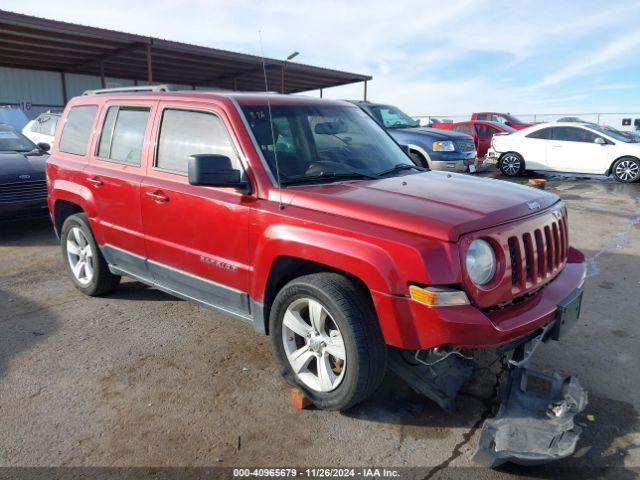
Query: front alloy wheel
500,153,524,176
612,158,640,182
269,273,387,410
282,297,346,392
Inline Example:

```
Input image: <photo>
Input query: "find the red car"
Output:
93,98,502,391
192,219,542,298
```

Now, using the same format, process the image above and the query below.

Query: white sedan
486,122,640,182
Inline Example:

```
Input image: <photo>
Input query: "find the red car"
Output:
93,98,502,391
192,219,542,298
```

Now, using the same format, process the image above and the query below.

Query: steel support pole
99,62,106,88
363,80,367,101
146,43,153,85
280,64,285,94
60,71,67,104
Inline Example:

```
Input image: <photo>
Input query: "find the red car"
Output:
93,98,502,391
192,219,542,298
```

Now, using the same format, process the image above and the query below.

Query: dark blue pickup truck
350,101,476,172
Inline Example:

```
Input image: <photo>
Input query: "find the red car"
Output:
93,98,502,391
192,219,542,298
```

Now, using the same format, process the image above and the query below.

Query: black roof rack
82,84,175,96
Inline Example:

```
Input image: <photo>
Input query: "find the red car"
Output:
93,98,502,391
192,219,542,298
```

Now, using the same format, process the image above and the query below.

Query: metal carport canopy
0,9,371,94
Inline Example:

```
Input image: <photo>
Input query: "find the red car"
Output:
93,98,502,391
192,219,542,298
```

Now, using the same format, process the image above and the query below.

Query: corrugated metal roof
0,9,371,94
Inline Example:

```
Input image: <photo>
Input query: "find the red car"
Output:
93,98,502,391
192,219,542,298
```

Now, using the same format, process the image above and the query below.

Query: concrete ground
1,170,639,478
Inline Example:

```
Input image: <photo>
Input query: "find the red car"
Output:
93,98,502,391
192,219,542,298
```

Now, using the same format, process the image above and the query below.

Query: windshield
504,114,525,124
240,103,415,184
369,105,419,129
589,124,633,143
0,127,37,152
488,121,516,133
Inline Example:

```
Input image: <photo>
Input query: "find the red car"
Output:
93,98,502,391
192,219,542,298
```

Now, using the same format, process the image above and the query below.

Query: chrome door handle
86,176,103,187
145,190,170,203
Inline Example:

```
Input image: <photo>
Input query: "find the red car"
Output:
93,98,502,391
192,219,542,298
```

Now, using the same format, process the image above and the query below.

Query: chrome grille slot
0,181,47,203
456,139,476,152
508,211,569,294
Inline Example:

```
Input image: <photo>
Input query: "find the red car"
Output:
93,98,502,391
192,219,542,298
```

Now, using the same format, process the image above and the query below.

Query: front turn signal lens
409,285,470,307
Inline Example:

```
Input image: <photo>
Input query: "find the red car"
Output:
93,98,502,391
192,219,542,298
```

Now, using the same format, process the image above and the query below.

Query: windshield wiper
281,171,379,186
375,163,425,177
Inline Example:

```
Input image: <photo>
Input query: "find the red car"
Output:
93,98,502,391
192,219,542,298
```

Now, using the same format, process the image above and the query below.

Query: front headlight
432,140,456,152
466,239,496,285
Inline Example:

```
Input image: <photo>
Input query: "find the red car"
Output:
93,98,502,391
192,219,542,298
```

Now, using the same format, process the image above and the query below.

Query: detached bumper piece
474,366,588,468
388,347,473,413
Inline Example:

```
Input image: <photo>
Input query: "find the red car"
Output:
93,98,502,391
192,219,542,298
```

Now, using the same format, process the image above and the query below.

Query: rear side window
453,123,474,136
526,127,552,140
59,106,97,155
97,106,150,166
35,116,58,136
552,127,598,143
156,109,240,174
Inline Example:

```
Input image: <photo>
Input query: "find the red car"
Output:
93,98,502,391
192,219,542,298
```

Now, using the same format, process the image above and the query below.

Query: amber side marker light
409,285,470,307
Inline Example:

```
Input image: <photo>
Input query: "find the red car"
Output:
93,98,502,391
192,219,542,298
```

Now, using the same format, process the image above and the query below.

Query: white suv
22,112,60,148
487,122,640,182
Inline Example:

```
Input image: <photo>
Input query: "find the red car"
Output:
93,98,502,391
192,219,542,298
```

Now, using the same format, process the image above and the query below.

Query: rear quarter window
59,106,98,155
97,106,150,166
526,127,552,140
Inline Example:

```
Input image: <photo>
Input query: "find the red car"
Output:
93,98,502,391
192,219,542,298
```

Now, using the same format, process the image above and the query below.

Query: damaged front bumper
474,366,588,467
388,288,588,468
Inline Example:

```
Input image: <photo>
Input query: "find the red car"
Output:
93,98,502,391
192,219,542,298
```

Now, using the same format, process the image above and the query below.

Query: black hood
0,151,47,184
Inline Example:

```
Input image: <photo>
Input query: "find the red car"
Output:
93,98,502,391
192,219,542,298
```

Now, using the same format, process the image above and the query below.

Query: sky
4,0,640,116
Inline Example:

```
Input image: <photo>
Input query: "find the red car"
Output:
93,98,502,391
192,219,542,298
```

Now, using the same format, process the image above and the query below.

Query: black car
0,124,49,223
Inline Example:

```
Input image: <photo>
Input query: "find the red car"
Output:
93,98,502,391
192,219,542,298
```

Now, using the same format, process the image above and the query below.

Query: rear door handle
145,190,170,203
86,176,104,187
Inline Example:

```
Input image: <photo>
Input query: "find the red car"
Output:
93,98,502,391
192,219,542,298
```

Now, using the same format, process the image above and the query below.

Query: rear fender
50,181,101,240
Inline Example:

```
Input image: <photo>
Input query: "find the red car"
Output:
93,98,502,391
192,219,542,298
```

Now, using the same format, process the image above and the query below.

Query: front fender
251,224,400,301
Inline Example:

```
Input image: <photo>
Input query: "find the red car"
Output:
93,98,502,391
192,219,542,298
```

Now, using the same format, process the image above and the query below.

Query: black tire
499,152,525,176
269,273,386,411
611,157,640,183
60,213,120,296
410,151,429,168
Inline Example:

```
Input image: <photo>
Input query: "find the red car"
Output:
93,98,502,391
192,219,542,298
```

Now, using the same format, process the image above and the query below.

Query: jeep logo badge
527,201,541,210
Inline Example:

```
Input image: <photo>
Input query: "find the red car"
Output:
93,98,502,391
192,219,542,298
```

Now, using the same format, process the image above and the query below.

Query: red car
431,120,515,158
47,88,587,466
471,112,532,130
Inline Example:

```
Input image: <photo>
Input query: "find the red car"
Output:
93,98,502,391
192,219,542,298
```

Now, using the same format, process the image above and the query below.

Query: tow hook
473,366,588,467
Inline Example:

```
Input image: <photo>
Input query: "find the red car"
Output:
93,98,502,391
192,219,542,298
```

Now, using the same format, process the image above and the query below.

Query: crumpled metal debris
473,366,588,467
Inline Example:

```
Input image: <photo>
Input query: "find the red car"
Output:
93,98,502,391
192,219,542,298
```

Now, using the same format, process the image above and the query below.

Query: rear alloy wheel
500,153,524,176
66,227,94,286
269,273,386,410
612,157,640,183
61,213,120,296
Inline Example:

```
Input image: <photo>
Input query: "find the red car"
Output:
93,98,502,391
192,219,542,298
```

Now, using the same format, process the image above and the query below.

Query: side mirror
505,122,513,127
188,154,250,192
594,137,607,145
37,142,50,152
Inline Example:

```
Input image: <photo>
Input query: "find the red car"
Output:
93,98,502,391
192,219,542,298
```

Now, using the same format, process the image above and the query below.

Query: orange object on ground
290,388,312,410
528,178,547,189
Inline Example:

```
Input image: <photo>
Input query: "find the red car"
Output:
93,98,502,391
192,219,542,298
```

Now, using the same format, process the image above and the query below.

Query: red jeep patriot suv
47,87,587,465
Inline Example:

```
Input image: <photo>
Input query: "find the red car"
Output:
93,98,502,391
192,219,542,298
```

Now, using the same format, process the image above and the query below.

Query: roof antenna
258,30,284,210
